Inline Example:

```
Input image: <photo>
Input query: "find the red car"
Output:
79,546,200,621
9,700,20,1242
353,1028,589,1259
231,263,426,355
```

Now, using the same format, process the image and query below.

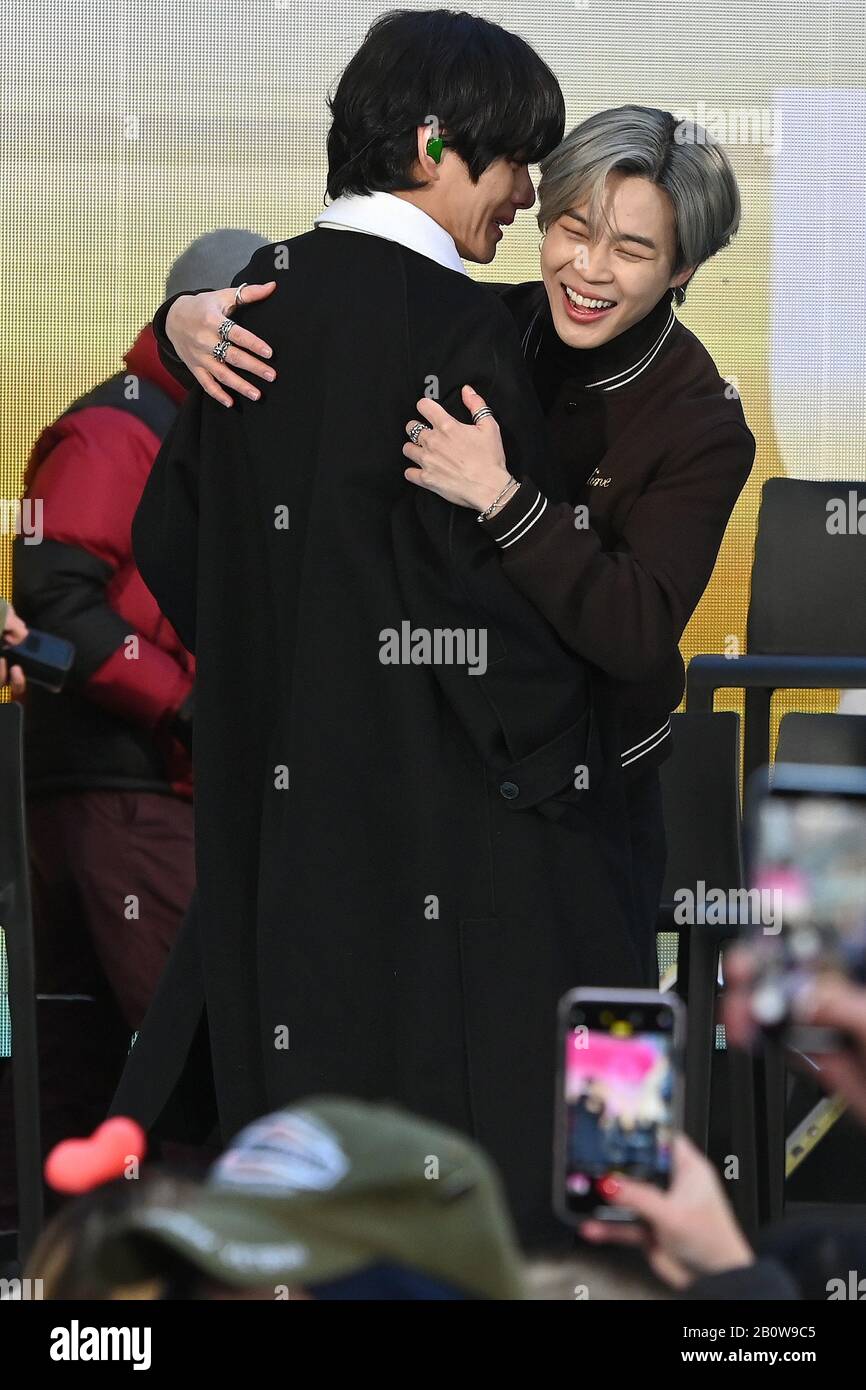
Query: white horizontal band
499,494,548,548
587,310,676,392
621,718,672,767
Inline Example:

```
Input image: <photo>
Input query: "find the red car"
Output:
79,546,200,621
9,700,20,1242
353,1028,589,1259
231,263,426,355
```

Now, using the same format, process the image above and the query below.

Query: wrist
476,473,517,520
700,1230,754,1275
165,295,191,352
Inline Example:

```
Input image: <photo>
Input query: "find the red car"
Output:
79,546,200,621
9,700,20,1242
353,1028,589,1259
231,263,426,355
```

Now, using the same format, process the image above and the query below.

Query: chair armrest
686,654,866,710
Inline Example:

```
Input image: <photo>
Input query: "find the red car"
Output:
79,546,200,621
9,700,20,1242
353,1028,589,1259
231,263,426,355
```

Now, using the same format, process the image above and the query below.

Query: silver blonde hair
538,105,741,304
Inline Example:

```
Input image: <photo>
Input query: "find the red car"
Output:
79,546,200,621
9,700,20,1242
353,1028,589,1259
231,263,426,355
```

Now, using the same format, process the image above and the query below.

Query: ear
414,124,444,181
670,265,695,292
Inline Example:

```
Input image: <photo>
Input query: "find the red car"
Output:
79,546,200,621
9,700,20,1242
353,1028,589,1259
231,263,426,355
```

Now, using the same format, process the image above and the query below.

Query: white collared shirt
315,191,467,276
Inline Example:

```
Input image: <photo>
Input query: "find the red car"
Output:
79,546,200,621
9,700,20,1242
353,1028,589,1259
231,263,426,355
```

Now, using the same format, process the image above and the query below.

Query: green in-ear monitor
426,136,444,163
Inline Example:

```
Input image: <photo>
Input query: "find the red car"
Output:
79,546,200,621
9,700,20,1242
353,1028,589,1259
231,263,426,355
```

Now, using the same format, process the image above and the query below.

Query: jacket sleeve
479,420,755,683
14,419,193,728
393,290,601,818
138,248,275,650
683,1256,801,1300
132,389,203,656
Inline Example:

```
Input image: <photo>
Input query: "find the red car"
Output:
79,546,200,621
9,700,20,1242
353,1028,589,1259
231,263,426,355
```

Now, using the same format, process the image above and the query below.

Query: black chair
0,702,43,1264
775,712,866,768
657,710,760,1236
686,479,866,784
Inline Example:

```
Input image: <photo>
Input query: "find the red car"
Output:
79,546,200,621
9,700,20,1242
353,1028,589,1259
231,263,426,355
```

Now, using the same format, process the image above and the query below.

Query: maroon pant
0,789,194,1231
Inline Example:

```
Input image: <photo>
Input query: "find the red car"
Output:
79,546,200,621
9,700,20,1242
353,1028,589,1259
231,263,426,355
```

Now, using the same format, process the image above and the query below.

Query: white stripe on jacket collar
315,192,467,277
520,303,676,393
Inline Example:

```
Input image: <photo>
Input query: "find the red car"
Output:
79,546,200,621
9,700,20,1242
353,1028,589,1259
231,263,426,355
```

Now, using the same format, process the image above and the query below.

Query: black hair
325,9,565,200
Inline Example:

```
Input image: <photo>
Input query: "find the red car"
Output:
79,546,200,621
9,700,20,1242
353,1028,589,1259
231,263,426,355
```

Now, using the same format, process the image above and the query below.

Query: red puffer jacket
13,325,195,799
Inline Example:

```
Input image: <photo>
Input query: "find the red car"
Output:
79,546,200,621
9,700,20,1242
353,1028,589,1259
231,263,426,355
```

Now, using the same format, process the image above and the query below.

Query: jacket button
499,781,520,800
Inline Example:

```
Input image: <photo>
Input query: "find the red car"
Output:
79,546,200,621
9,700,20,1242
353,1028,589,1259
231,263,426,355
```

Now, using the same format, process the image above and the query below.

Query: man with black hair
115,9,648,1250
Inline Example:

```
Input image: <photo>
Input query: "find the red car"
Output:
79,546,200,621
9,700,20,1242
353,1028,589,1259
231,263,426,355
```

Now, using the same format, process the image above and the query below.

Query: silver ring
212,339,230,363
471,406,494,425
218,317,234,342
234,282,247,307
408,421,431,446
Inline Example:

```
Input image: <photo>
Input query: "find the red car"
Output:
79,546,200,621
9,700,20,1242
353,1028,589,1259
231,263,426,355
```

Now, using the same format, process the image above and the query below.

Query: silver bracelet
477,475,518,523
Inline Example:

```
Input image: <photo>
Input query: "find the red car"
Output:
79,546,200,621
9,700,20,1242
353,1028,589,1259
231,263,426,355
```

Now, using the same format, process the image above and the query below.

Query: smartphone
0,627,75,692
554,988,685,1225
745,762,866,1052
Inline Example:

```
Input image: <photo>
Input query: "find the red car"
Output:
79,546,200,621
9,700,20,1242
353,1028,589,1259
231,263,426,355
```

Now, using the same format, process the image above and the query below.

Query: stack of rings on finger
212,317,235,361
408,421,432,447
212,284,247,359
471,406,494,424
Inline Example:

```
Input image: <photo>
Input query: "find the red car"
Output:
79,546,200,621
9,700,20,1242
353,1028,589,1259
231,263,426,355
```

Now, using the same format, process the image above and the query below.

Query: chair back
748,479,866,656
658,711,744,929
776,711,866,768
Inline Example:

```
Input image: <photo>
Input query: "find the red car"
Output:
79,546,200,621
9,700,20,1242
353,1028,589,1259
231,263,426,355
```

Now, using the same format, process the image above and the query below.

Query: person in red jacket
1,230,266,1228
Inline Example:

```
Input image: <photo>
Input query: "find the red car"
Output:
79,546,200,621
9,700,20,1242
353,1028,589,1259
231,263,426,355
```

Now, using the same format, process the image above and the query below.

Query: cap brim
111,1193,368,1291
101,1189,524,1299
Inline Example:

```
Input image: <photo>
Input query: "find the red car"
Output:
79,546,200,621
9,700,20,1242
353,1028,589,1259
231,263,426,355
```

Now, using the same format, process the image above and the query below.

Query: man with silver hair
402,103,755,979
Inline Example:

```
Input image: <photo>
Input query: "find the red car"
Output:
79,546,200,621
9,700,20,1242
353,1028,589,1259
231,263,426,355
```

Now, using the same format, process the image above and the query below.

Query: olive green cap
96,1097,526,1300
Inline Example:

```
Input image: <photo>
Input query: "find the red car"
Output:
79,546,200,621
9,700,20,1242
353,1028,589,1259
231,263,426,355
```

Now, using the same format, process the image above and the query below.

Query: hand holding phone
554,988,685,1226
0,626,75,693
578,1132,755,1291
0,602,29,694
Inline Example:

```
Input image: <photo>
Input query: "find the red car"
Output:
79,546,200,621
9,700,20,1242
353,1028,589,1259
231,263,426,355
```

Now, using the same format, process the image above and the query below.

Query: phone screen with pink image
557,992,681,1219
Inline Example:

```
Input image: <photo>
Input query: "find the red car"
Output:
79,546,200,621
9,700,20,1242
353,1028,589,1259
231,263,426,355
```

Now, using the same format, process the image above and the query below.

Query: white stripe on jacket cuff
621,718,672,768
490,488,547,548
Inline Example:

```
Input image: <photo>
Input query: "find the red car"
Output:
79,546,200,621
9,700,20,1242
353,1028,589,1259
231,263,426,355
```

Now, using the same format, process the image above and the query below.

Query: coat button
499,781,520,800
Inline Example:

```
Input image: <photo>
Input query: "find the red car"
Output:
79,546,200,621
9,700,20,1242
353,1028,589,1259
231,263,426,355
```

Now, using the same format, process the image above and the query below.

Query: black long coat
114,230,648,1248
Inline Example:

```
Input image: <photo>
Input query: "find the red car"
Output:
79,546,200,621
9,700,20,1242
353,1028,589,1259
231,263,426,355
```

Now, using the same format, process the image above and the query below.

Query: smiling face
396,131,538,265
540,172,693,348
438,153,537,263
